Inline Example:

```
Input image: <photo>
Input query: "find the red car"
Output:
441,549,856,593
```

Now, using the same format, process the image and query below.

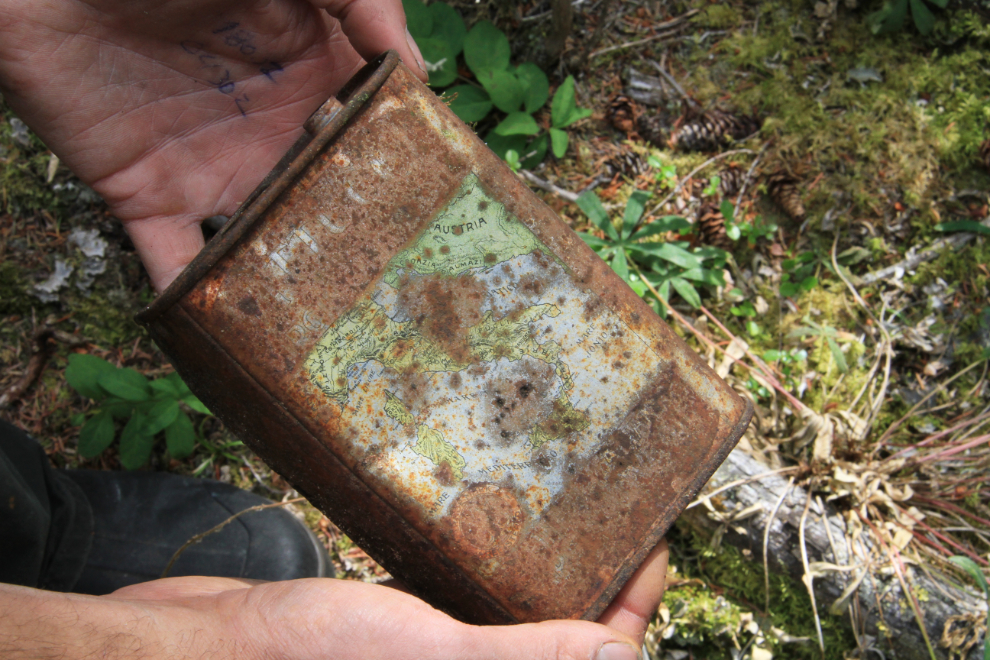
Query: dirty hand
0,0,428,292
0,541,667,660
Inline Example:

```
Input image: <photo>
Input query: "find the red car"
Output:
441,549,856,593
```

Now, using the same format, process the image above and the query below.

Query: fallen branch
590,9,699,59
0,326,86,410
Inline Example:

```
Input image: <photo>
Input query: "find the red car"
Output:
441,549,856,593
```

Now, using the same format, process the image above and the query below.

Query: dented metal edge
136,50,400,325
578,396,753,621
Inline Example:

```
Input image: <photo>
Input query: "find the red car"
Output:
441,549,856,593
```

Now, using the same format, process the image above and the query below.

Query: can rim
136,50,401,324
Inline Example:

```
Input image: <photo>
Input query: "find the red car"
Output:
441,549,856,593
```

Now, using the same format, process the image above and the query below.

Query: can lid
136,50,401,324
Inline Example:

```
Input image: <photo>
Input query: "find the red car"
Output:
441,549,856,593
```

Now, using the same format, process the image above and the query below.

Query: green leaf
150,378,181,398
720,199,735,223
78,411,115,458
909,0,936,33
549,127,568,158
563,107,593,128
632,216,692,240
520,133,548,170
681,267,724,286
948,556,989,596
145,398,180,436
418,37,457,88
927,0,947,8
477,69,524,113
494,112,540,136
576,191,615,239
443,85,493,123
428,2,466,55
837,246,872,266
671,277,702,308
725,223,741,241
763,349,783,362
98,368,151,402
826,336,849,373
630,242,702,269
936,221,990,236
65,354,116,400
516,63,549,113
485,131,527,161
118,411,155,470
182,393,211,415
610,250,630,281
166,371,191,395
551,76,578,128
800,276,819,292
746,320,761,337
867,0,908,33
622,190,652,239
103,397,137,420
402,0,433,39
579,233,610,248
165,411,197,459
463,20,510,75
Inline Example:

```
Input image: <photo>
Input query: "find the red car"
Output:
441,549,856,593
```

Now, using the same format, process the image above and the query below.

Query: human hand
0,0,428,292
0,541,667,660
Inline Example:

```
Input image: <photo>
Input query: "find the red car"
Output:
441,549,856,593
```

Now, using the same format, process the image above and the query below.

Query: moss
695,4,743,29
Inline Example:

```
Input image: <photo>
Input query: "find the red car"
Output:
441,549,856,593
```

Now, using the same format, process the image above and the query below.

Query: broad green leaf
725,223,741,241
443,85,493,123
418,38,457,87
145,398,180,436
549,127,568,158
720,199,735,223
610,250,630,281
763,349,783,362
402,0,433,38
463,21,510,75
166,371,191,394
680,267,723,286
520,133,548,170
429,2,466,55
867,0,908,33
494,112,540,136
65,353,116,400
948,556,989,596
909,0,935,33
504,149,521,169
477,69,524,113
551,76,577,128
936,221,990,236
182,393,211,415
118,411,155,470
826,336,849,373
150,378,181,398
926,0,947,7
632,216,692,240
671,277,702,308
562,106,593,128
98,368,151,402
579,233,610,248
576,191,616,239
103,397,137,420
165,411,196,459
629,242,702,269
78,411,115,458
800,276,819,292
516,63,549,113
485,131,527,161
622,190,652,239
746,320,762,337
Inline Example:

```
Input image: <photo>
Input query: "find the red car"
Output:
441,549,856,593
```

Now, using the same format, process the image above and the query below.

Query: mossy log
678,448,987,660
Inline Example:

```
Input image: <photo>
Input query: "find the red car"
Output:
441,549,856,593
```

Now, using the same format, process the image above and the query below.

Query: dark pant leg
0,420,93,591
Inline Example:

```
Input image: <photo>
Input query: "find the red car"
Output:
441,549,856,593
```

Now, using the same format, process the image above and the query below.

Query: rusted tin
137,51,752,624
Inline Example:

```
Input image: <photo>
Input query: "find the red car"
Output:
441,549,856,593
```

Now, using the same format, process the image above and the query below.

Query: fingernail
405,27,428,74
595,641,642,660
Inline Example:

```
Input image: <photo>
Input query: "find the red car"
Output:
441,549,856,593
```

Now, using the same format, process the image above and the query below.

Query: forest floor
2,0,989,658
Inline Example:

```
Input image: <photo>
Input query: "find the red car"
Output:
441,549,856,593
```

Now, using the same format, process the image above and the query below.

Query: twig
860,216,990,285
519,170,580,203
732,144,768,223
889,410,990,459
162,497,305,578
590,9,699,59
0,327,86,410
647,60,700,110
686,466,799,510
639,149,756,232
799,493,826,654
764,475,796,613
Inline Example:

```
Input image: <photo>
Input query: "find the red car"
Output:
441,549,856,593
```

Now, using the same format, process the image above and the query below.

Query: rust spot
582,296,603,322
440,245,450,254
396,272,485,364
484,253,497,265
482,358,556,441
449,373,463,389
478,201,488,211
448,484,524,559
423,247,433,259
237,296,262,317
517,273,545,298
434,461,456,487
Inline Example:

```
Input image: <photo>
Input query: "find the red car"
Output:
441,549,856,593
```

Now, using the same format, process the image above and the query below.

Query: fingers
465,618,644,660
309,0,428,81
123,215,205,293
596,538,669,645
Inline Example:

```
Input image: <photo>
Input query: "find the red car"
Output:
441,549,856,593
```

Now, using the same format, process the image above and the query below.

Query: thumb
459,619,644,660
310,0,429,81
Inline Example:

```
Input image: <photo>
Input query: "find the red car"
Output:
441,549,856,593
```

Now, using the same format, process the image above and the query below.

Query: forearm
0,583,234,660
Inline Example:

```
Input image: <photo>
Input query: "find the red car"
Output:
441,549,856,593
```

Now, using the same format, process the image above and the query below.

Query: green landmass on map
529,395,590,451
383,391,465,481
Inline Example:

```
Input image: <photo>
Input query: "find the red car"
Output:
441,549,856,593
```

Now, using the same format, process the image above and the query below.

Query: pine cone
607,95,638,135
672,110,761,152
603,151,648,180
717,166,747,198
980,139,990,173
636,113,667,148
695,201,732,249
766,172,805,220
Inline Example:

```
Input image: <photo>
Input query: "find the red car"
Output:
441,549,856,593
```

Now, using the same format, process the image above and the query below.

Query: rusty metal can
137,51,752,624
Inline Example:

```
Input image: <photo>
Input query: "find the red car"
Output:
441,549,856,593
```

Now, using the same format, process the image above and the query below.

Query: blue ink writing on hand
212,22,239,34
259,61,284,81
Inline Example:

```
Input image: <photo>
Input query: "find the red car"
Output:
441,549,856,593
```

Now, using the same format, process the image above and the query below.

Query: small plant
779,251,819,298
405,0,590,167
576,190,728,317
647,155,678,188
730,300,762,337
947,556,989,660
66,354,209,469
867,0,946,35
720,200,778,246
787,317,852,374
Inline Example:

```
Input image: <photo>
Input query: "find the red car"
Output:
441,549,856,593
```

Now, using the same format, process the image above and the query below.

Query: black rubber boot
63,470,332,595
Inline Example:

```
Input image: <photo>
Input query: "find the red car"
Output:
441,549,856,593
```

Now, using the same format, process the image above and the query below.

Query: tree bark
679,448,987,660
